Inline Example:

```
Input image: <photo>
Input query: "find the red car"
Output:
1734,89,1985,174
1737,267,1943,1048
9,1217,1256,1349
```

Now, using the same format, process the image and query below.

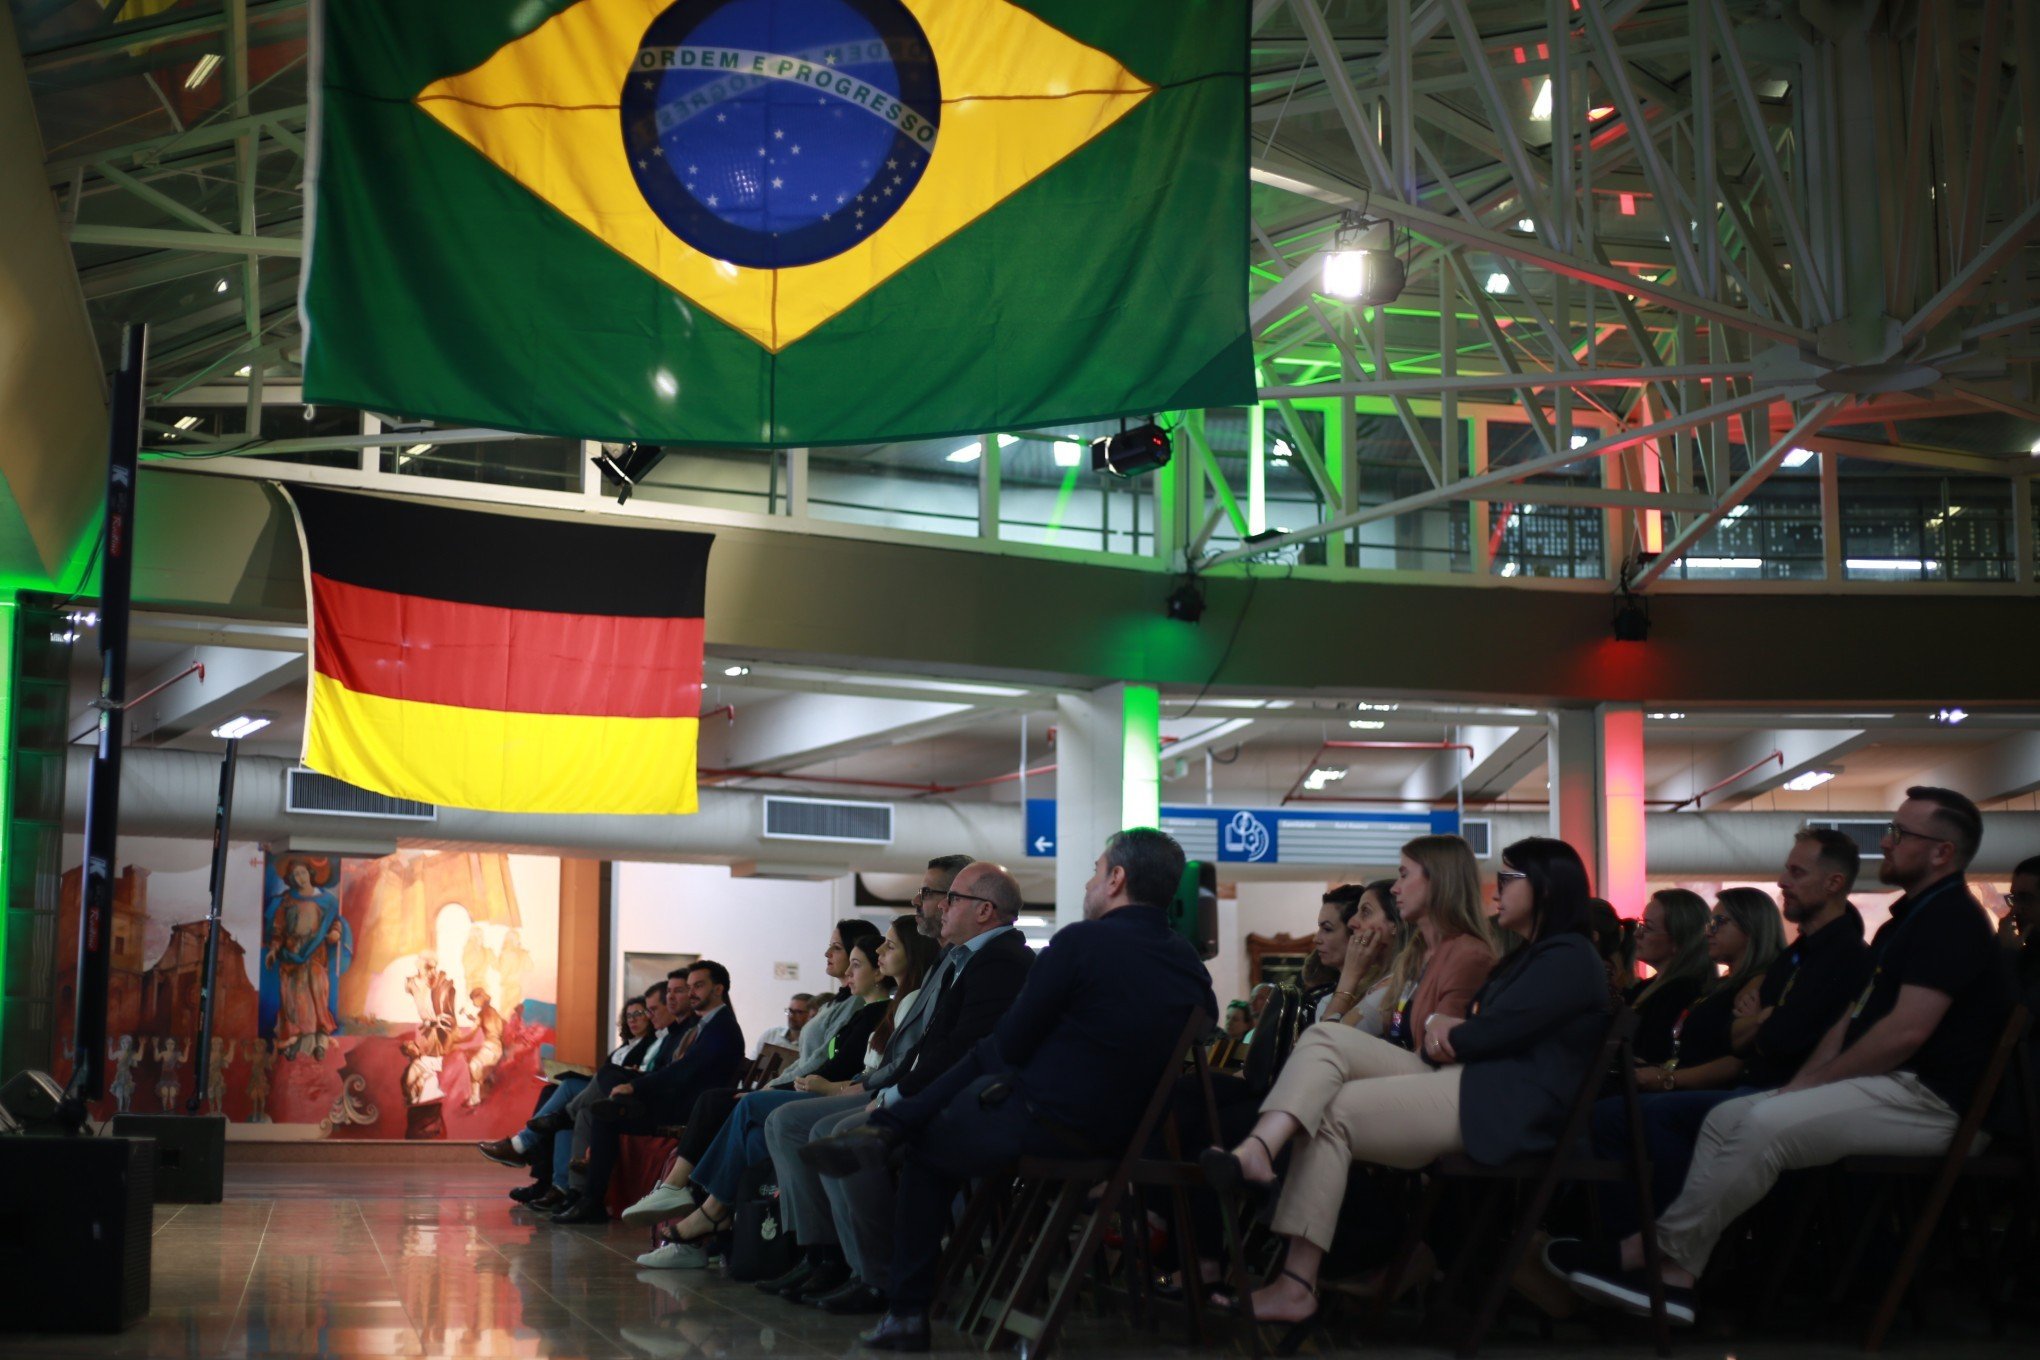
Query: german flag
283,487,712,815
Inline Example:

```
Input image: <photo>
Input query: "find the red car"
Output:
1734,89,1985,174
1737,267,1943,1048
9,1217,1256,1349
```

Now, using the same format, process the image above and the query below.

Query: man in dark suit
761,860,1035,1311
551,960,745,1223
807,828,1218,1348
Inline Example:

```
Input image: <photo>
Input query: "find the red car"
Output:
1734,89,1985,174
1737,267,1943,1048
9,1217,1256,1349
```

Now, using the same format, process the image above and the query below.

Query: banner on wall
298,0,1254,445
283,486,712,815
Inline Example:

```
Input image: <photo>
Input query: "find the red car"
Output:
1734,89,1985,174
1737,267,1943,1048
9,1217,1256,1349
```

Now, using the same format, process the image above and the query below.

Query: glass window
1838,463,2016,582
997,430,1154,555
809,438,983,538
379,423,584,491
621,447,787,515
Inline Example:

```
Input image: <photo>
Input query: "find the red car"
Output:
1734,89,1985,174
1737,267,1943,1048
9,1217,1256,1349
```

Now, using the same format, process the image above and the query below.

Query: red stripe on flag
310,574,703,719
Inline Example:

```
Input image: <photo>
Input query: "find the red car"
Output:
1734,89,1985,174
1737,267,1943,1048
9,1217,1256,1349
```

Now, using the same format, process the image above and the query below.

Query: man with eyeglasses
756,853,1015,1308
1565,786,2011,1326
1997,855,2040,996
753,993,816,1060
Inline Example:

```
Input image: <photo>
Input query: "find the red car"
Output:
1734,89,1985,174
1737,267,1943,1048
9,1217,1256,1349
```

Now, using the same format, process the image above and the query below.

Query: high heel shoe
1210,1268,1323,1357
1198,1133,1279,1193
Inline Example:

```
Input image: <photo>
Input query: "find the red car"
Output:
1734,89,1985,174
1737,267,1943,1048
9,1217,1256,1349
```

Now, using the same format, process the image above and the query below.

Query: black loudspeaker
0,1069,66,1134
112,1113,226,1203
1168,860,1220,961
0,1135,153,1332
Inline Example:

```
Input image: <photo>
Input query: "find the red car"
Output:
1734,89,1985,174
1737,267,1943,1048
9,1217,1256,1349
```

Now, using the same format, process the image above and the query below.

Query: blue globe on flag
622,0,942,269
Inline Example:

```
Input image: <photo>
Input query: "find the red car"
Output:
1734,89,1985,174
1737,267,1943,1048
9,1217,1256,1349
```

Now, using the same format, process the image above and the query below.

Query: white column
1052,683,1160,927
1548,704,1648,914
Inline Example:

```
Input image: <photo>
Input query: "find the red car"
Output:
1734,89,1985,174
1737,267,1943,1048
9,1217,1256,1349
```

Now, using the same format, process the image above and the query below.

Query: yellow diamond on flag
415,0,1153,353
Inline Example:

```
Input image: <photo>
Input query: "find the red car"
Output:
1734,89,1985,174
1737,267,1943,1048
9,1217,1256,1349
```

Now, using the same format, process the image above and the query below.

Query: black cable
1175,568,1273,721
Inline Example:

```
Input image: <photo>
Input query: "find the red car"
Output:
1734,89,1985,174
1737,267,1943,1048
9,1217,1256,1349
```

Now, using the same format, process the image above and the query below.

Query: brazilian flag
301,0,1254,446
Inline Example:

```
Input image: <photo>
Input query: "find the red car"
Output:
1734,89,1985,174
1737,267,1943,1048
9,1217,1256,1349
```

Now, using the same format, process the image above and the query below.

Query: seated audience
1624,889,1714,1064
628,928,924,1270
1203,837,1608,1331
484,991,659,1208
1317,879,1406,1036
754,992,816,1059
757,857,1034,1308
801,828,1218,1351
1224,1000,1253,1043
1561,788,2011,1327
1586,898,1629,1001
547,960,746,1223
1299,885,1363,1019
1377,835,1498,1051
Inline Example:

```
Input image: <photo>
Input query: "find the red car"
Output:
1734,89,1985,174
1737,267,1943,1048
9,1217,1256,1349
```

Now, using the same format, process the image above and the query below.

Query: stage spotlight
1321,208,1406,305
591,441,666,504
1090,422,1172,478
1611,591,1651,643
1165,578,1206,623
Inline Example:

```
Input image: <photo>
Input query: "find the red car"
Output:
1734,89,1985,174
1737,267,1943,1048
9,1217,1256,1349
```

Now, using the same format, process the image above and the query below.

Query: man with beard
1562,788,2011,1327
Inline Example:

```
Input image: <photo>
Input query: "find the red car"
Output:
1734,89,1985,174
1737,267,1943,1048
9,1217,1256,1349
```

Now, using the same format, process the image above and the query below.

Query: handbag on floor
725,1160,798,1282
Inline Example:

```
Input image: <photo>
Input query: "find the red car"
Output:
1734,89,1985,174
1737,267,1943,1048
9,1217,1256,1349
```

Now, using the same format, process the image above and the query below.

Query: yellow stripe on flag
307,673,699,815
414,0,1150,351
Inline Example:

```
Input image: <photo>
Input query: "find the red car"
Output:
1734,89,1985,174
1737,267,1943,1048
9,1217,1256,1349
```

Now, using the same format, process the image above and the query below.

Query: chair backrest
1954,1002,2033,1160
1239,984,1304,1097
1546,1004,1636,1164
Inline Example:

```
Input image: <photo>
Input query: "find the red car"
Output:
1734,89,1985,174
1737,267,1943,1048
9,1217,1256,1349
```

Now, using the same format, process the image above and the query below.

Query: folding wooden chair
1830,1004,2038,1351
1373,1006,1671,1358
943,1010,1233,1358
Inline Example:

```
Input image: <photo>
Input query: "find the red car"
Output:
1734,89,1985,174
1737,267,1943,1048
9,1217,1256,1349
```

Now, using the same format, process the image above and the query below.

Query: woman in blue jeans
633,919,937,1268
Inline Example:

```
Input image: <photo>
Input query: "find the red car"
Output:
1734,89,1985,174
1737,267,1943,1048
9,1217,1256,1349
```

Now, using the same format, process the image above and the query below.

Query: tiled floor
1,1162,2026,1359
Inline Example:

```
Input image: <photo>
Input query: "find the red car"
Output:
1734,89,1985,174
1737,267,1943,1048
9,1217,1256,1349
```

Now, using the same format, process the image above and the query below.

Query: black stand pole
186,737,239,1115
60,323,145,1132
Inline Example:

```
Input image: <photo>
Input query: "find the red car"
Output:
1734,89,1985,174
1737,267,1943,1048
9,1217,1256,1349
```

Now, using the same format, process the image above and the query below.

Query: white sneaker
621,1182,696,1225
636,1240,709,1270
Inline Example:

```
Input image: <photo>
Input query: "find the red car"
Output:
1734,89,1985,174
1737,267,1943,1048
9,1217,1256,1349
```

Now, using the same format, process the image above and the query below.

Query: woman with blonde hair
1375,834,1500,1050
1625,888,1715,1065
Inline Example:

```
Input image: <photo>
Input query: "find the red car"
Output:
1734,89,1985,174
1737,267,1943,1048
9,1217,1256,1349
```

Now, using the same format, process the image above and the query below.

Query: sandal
655,1203,730,1246
1198,1133,1279,1192
1209,1267,1324,1356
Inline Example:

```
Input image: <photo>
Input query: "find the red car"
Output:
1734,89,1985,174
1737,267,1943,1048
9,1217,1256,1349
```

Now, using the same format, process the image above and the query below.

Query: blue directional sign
1025,799,1457,863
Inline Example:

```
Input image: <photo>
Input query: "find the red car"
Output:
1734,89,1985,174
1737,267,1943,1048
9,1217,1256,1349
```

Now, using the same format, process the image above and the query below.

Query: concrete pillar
1549,704,1648,915
1053,684,1160,926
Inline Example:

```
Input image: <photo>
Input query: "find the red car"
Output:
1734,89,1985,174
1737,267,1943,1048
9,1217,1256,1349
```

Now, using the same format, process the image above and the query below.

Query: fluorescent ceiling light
1302,766,1347,791
213,278,229,294
1688,557,1762,569
1498,560,1521,577
185,53,221,90
1051,440,1081,467
235,366,251,377
722,664,750,677
1269,438,1292,461
404,443,433,457
1347,718,1386,730
211,714,271,740
1516,217,1534,231
1568,433,1590,450
1782,448,1816,468
996,434,1020,447
1933,706,1968,725
1530,78,1553,120
1483,272,1512,295
1648,712,1686,720
1723,504,1750,521
946,442,982,463
173,415,200,430
1846,558,1936,571
1781,770,1836,792
1354,701,1399,711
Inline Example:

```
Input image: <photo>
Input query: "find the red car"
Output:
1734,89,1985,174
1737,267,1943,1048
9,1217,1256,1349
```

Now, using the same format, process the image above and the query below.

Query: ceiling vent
285,768,437,822
762,795,894,845
1802,818,1887,860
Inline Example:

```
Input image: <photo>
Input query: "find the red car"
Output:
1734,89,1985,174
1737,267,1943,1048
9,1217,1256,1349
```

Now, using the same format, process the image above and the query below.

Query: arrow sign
1024,799,1056,858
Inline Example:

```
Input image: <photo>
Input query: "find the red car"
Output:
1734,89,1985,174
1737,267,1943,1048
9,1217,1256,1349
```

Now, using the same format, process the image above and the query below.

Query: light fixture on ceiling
1931,706,1968,725
1498,560,1521,577
1165,576,1206,623
946,442,983,464
1723,503,1750,521
1780,448,1817,468
1516,217,1534,231
1647,711,1686,720
185,53,222,91
1687,557,1762,570
235,365,251,377
1611,589,1650,643
995,434,1020,448
1052,439,1081,467
590,441,666,503
1347,718,1386,730
1568,433,1590,450
173,415,200,431
722,664,751,678
211,714,272,740
1321,208,1405,304
1782,770,1837,792
1354,700,1399,712
1482,271,1512,295
1302,766,1348,792
1530,78,1553,120
213,278,229,294
1091,422,1172,478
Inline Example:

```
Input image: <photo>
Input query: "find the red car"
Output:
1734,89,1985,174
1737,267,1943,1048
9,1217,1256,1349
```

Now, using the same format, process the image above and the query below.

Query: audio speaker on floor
0,1134,153,1333
0,1069,66,1134
111,1113,226,1203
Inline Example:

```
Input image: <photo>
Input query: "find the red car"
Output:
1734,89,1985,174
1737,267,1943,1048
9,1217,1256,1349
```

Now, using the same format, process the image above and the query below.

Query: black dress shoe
756,1257,817,1296
817,1281,889,1315
526,1111,573,1135
790,1258,853,1303
550,1194,609,1225
858,1311,929,1352
507,1181,549,1203
479,1138,530,1168
529,1186,569,1212
798,1125,898,1178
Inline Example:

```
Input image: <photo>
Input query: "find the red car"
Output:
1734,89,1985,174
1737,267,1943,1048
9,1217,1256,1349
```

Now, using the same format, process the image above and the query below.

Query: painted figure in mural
264,856,354,1060
400,957,456,1139
154,1035,188,1111
243,1037,274,1123
464,987,505,1107
495,928,532,1019
205,1036,232,1115
108,1035,140,1114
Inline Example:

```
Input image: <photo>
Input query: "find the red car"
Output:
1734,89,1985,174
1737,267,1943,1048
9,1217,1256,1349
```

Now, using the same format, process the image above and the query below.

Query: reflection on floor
0,1162,2026,1359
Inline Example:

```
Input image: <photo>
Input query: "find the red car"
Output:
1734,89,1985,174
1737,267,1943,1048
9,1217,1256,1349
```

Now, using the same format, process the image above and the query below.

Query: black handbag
724,1159,799,1282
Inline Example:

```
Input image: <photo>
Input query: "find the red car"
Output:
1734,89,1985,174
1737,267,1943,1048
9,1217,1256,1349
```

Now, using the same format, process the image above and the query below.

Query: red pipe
1666,750,1785,812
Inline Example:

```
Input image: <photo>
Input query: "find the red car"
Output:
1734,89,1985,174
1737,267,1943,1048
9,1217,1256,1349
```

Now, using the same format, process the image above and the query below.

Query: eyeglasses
1884,821,1950,846
943,888,1001,909
1495,870,1528,886
624,1009,647,1020
2007,891,2038,907
912,888,944,904
1706,913,1731,931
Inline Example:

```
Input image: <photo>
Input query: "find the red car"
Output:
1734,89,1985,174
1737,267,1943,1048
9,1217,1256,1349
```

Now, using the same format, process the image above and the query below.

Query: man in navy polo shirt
1563,786,2011,1325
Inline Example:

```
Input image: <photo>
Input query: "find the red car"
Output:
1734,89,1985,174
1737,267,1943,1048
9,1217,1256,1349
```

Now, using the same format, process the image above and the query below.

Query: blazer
632,1005,746,1120
889,928,1036,1099
1450,931,1609,1165
860,984,931,1086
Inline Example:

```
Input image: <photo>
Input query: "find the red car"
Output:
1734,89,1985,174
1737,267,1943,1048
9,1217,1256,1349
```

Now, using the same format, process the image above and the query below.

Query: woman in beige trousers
1204,837,1611,1332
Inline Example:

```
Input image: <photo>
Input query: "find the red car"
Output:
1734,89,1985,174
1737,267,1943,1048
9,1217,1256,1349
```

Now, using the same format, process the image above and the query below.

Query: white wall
610,863,856,1049
1208,879,1333,1004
